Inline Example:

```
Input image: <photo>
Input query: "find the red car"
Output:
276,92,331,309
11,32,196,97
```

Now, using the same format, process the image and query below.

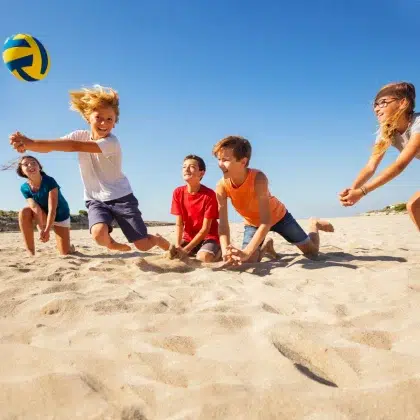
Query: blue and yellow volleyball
3,34,50,82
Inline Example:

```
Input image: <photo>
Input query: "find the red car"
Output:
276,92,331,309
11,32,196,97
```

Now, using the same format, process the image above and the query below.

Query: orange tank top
222,169,287,227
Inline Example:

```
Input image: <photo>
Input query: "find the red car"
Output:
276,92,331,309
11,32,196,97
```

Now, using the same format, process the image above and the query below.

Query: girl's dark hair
16,155,46,178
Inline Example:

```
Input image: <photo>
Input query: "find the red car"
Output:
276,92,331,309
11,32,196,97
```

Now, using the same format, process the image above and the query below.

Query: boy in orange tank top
213,136,334,265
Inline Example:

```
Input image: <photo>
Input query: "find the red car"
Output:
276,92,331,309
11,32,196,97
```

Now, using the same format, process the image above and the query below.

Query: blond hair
374,82,416,155
212,135,252,166
69,84,120,123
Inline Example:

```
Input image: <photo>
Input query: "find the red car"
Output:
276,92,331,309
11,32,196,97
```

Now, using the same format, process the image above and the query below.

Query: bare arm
350,151,385,189
10,132,101,154
175,215,184,248
26,198,47,228
216,181,230,257
45,188,58,232
365,133,420,193
242,172,271,258
183,218,214,254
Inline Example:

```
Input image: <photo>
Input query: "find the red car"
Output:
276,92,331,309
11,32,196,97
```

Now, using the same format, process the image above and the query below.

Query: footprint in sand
40,298,78,315
270,325,359,388
136,245,204,274
42,283,79,294
150,335,197,356
348,329,395,350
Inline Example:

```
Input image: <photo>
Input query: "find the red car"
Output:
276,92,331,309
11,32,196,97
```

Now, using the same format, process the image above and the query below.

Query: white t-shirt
62,130,133,201
376,113,420,159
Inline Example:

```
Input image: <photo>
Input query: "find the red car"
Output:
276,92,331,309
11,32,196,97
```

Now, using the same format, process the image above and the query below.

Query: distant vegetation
365,202,407,214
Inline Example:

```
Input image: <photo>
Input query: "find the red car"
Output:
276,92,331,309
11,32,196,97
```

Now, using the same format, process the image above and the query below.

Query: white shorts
54,218,71,228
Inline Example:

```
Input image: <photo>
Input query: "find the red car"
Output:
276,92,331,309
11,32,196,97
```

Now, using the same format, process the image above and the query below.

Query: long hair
374,82,416,155
16,155,46,178
69,84,120,123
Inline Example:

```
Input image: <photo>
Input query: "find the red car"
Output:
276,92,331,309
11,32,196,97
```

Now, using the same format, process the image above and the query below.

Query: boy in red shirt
171,155,221,262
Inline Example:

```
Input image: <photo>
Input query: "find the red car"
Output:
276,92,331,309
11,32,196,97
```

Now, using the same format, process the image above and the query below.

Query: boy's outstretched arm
183,218,214,254
241,172,271,259
10,132,101,154
216,181,230,258
174,215,184,248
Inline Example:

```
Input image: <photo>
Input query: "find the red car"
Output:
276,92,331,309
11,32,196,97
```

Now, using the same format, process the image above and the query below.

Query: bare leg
91,223,131,251
133,233,170,252
260,237,278,259
53,226,72,255
296,218,334,257
407,191,420,231
196,251,217,263
242,237,277,263
19,207,36,255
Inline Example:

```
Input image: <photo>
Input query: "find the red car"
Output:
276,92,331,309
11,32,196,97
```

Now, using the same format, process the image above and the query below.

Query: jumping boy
170,155,221,262
10,85,169,253
213,136,334,265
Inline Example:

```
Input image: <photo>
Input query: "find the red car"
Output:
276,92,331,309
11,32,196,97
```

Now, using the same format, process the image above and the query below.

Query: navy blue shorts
242,211,310,248
85,193,148,243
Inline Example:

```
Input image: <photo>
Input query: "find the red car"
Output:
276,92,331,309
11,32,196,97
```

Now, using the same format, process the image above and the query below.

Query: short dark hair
183,155,206,172
16,155,46,178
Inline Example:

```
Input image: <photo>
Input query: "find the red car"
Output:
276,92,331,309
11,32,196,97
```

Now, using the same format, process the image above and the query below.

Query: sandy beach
0,214,419,419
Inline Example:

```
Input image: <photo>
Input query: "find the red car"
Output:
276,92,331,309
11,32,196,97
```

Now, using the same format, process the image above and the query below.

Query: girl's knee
19,207,33,220
407,196,420,212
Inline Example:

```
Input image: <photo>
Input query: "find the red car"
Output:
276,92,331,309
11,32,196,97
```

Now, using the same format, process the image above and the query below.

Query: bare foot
261,238,278,259
107,239,131,252
69,244,76,254
156,233,170,251
311,218,334,233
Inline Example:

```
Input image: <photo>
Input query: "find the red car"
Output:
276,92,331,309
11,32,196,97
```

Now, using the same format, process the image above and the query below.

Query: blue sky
1,0,419,223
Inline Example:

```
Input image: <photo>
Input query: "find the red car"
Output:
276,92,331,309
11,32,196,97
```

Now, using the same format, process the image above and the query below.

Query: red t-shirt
171,185,219,243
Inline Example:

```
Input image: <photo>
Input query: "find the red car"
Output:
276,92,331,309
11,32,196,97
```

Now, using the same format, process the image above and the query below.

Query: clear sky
1,0,419,223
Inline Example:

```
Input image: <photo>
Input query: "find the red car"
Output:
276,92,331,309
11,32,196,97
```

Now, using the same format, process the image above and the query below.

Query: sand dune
0,215,419,419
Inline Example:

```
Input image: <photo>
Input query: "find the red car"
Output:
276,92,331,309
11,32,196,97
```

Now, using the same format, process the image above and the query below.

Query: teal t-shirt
20,174,70,222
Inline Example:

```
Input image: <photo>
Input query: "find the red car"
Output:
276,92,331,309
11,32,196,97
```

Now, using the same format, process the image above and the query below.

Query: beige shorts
54,218,71,228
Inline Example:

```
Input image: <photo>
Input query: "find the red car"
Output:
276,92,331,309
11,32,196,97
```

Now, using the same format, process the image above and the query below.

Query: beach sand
0,215,419,419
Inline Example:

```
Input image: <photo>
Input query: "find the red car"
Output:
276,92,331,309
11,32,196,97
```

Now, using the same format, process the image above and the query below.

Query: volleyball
3,34,50,82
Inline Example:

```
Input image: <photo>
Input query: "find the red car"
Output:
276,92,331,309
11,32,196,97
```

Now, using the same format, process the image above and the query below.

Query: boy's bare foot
156,233,170,251
310,218,334,233
261,237,278,259
107,239,131,252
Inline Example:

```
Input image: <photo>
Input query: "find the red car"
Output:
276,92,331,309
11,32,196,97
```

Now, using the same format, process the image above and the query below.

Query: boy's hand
225,245,250,265
10,131,32,152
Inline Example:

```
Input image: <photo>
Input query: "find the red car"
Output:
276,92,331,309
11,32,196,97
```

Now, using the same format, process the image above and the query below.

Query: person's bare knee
19,207,33,221
91,223,110,245
196,251,215,263
297,240,319,258
407,195,420,213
